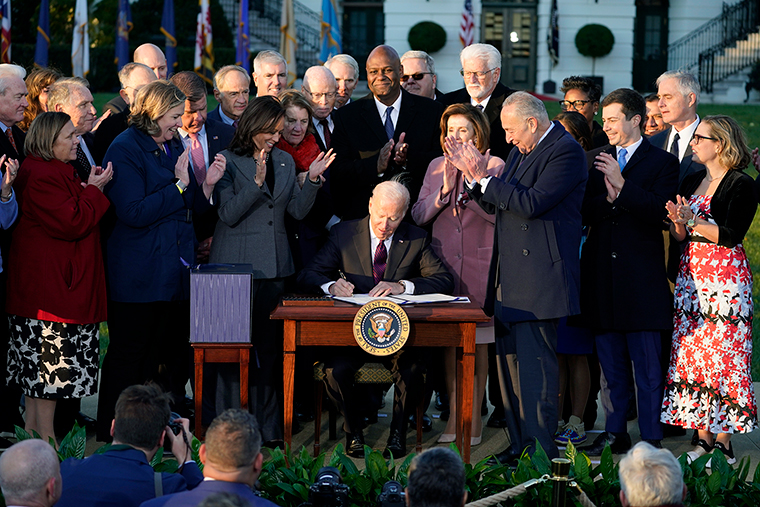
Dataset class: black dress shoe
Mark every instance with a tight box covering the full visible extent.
[295,402,315,422]
[435,391,448,411]
[383,430,407,458]
[487,443,529,467]
[75,412,97,431]
[662,423,686,438]
[486,413,508,428]
[346,431,365,458]
[579,431,632,455]
[262,439,285,450]
[408,413,433,432]
[643,439,662,449]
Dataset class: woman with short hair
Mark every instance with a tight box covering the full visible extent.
[96,80,226,441]
[6,112,112,443]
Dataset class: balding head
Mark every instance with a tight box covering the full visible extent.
[368,180,410,240]
[118,62,157,106]
[133,43,168,79]
[48,77,97,135]
[0,440,62,507]
[302,66,337,121]
[200,409,264,487]
[366,45,402,105]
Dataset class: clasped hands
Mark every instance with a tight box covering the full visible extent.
[329,278,404,297]
[377,133,409,174]
[665,195,694,225]
[593,152,625,203]
[443,137,491,184]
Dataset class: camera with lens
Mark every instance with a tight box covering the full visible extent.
[377,480,405,507]
[168,412,183,436]
[300,467,350,507]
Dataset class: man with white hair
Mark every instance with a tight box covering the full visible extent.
[400,51,441,101]
[48,77,99,181]
[298,180,453,459]
[324,54,359,108]
[94,63,157,164]
[442,44,514,161]
[455,91,587,463]
[649,70,704,184]
[252,51,287,97]
[302,66,337,151]
[209,65,251,128]
[0,439,62,507]
[0,63,25,448]
[618,442,686,507]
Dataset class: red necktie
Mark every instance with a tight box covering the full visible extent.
[319,118,331,149]
[373,241,387,285]
[5,128,17,153]
[188,133,206,185]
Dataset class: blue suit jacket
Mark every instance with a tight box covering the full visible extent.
[470,121,587,322]
[207,105,235,128]
[103,127,211,302]
[140,479,278,507]
[57,447,203,507]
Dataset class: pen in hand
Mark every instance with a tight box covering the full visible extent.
[333,270,355,296]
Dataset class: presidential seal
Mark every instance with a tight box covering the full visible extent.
[353,299,410,356]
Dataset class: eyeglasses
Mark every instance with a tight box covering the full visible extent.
[460,68,497,79]
[692,134,718,144]
[559,100,591,110]
[400,72,433,82]
[303,89,337,101]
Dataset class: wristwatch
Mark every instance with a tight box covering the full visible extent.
[174,178,188,194]
[398,280,407,293]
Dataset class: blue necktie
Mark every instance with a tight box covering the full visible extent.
[617,148,628,171]
[384,106,394,140]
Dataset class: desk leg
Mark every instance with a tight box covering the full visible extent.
[240,348,250,411]
[283,320,296,453]
[460,323,475,463]
[194,347,204,438]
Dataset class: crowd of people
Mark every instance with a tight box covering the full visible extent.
[0,37,756,480]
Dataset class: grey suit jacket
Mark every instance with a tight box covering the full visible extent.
[209,147,320,279]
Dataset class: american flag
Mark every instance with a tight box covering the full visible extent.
[460,0,474,48]
[0,0,10,63]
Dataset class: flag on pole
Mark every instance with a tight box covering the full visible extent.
[72,0,89,77]
[194,0,214,84]
[459,0,474,48]
[235,0,250,71]
[319,0,341,63]
[161,0,177,73]
[0,0,11,63]
[280,0,296,86]
[115,0,132,70]
[35,0,50,66]
[548,0,559,66]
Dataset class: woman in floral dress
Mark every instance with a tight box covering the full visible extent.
[661,115,757,465]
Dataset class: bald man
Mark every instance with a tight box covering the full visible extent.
[134,43,168,80]
[330,45,443,221]
[302,66,337,152]
[0,440,62,507]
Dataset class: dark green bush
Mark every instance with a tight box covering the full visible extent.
[407,21,447,54]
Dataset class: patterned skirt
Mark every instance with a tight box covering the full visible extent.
[6,315,99,399]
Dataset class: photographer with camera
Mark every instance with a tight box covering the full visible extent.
[56,384,203,507]
[141,409,277,507]
[405,448,466,507]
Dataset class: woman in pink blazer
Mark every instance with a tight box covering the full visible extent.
[411,103,504,445]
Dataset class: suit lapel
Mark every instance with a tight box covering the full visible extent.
[354,218,373,279]
[359,95,389,145]
[386,223,410,280]
[622,138,649,174]
[509,121,564,183]
[271,150,289,200]
[394,91,416,142]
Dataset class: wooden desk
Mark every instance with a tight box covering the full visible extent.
[270,300,489,463]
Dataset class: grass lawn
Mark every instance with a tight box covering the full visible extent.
[91,93,760,376]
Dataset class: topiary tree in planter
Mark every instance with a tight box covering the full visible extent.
[407,21,447,54]
[575,24,615,76]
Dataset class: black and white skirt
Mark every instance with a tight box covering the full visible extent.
[6,315,99,399]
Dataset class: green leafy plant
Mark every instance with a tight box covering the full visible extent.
[407,21,447,54]
[575,24,615,75]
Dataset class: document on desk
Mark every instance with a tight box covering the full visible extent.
[331,294,471,305]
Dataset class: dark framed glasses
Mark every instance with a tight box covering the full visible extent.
[400,72,433,82]
[692,134,718,144]
[559,99,591,110]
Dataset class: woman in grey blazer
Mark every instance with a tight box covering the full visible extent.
[209,96,334,444]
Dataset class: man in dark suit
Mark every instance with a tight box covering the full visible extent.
[649,70,704,184]
[298,181,454,458]
[208,65,251,128]
[576,89,679,456]
[57,384,203,507]
[442,43,514,161]
[456,91,587,462]
[93,63,157,165]
[48,77,98,181]
[400,51,443,101]
[302,66,337,153]
[0,439,61,507]
[139,409,276,507]
[324,54,359,109]
[0,64,27,447]
[331,45,444,221]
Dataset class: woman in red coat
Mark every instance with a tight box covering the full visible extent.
[6,112,112,443]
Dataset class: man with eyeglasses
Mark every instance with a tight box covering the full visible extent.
[302,66,338,152]
[442,43,514,161]
[331,45,444,221]
[400,51,442,101]
[576,88,678,457]
[559,76,608,149]
[208,65,251,128]
[324,54,360,108]
[105,44,168,115]
[252,50,288,97]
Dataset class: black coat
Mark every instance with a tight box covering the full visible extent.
[331,89,444,220]
[0,125,25,163]
[579,138,679,331]
[441,82,515,162]
[649,125,705,185]
[92,107,130,165]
